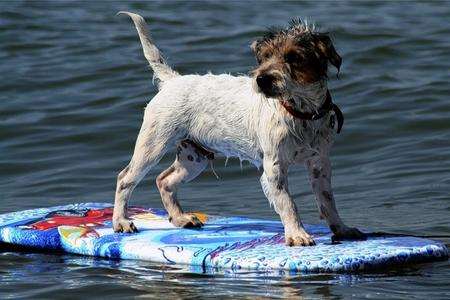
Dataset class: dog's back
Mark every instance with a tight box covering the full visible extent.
[147,73,264,164]
[120,11,269,162]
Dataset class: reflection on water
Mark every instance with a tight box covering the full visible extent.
[1,249,445,299]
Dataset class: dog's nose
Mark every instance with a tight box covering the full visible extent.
[256,74,275,90]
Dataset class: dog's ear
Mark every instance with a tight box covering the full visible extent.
[250,39,261,54]
[251,39,264,63]
[315,34,342,73]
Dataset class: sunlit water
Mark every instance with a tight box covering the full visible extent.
[0,1,449,299]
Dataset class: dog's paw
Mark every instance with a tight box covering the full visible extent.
[285,232,316,247]
[113,217,138,233]
[332,227,366,242]
[169,213,203,228]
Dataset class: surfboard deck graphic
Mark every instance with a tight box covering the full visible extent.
[0,203,447,273]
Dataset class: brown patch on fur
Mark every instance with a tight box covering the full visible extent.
[322,191,333,202]
[119,181,135,191]
[320,204,329,219]
[276,179,285,190]
[312,168,321,178]
[118,165,130,180]
[329,224,338,234]
[156,166,176,190]
[254,36,323,85]
[251,19,342,97]
[182,139,215,160]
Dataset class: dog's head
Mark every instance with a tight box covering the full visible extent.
[251,19,341,100]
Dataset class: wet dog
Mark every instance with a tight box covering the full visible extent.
[113,12,365,246]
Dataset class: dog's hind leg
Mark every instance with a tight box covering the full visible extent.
[156,140,210,228]
[113,118,173,233]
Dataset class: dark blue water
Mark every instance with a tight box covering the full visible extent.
[0,1,449,298]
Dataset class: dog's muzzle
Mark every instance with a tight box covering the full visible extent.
[256,74,280,97]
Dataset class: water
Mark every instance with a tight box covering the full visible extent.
[0,0,449,298]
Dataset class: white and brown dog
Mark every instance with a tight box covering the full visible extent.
[113,12,365,246]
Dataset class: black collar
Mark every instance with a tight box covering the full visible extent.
[280,90,344,133]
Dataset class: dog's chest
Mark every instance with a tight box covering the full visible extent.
[284,113,335,161]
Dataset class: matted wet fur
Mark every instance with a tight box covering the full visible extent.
[112,12,366,246]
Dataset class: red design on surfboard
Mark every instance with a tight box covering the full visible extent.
[29,207,147,230]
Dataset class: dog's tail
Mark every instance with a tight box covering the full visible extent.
[118,11,179,86]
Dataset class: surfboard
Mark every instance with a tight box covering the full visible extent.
[0,203,447,273]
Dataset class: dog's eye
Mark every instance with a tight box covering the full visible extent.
[262,52,271,60]
[285,51,300,64]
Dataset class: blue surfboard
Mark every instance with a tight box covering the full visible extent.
[0,203,447,273]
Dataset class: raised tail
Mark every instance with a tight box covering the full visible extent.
[118,11,179,86]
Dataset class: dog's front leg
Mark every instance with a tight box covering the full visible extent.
[260,156,315,246]
[306,155,366,240]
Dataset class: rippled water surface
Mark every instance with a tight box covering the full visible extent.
[0,1,449,299]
